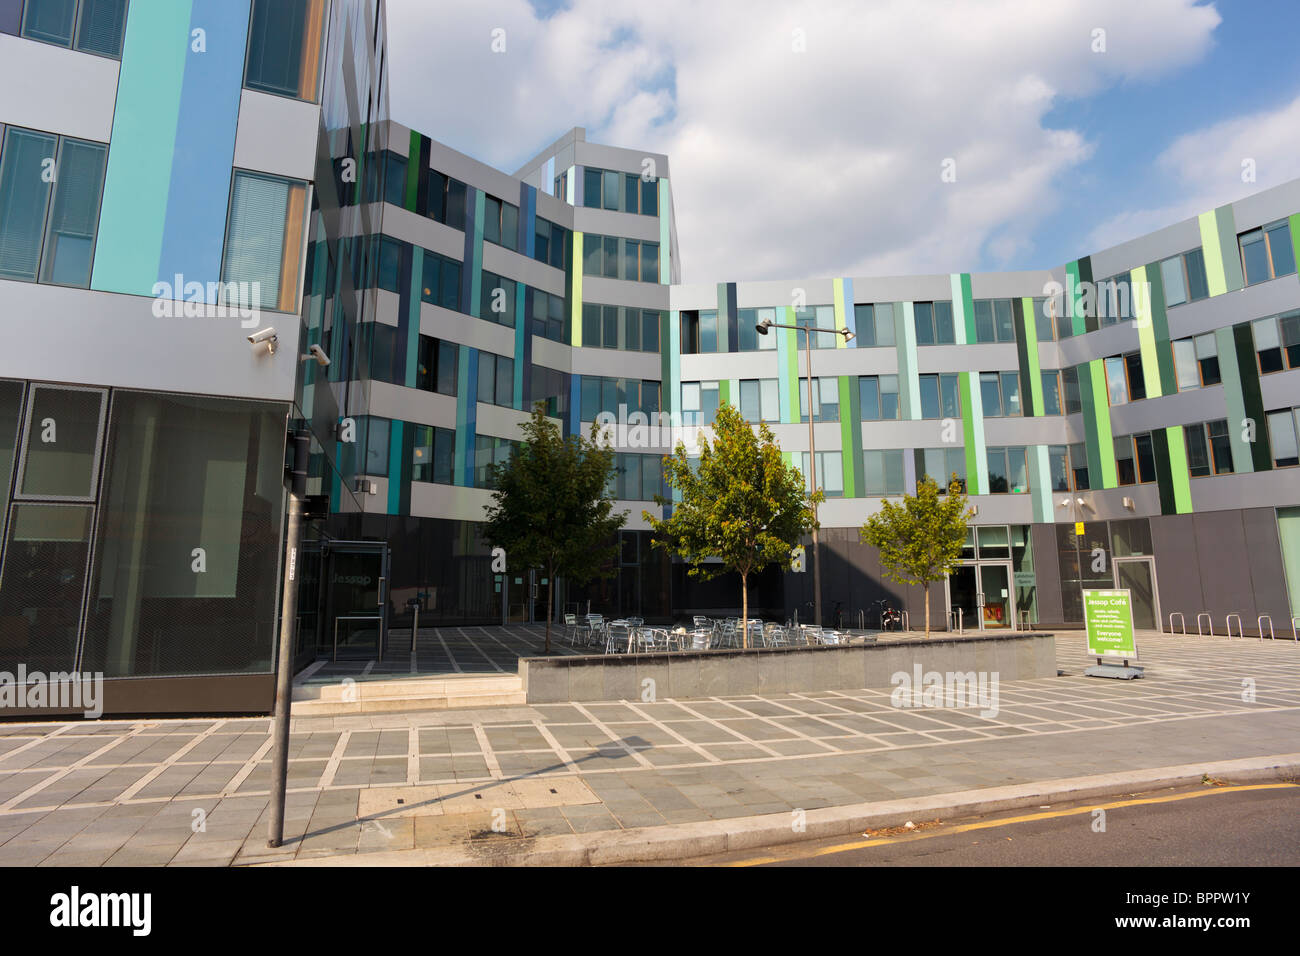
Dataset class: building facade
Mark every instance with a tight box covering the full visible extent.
[0,0,390,713]
[1,1,1298,716]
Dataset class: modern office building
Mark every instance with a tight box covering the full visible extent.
[1,1,1298,716]
[0,0,390,713]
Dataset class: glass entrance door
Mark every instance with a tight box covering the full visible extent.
[949,565,979,631]
[1115,558,1158,630]
[324,544,388,660]
[979,563,1013,629]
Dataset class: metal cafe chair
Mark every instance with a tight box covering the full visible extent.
[605,622,633,654]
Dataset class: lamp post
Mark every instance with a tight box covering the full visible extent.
[756,317,854,629]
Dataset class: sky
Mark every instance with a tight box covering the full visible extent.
[385,0,1300,285]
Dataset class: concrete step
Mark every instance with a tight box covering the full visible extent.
[290,674,525,715]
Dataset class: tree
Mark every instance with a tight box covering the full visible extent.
[645,402,817,648]
[482,403,627,653]
[859,474,972,638]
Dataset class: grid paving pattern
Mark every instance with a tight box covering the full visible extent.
[0,631,1296,865]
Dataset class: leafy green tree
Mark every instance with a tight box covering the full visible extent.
[483,403,627,653]
[645,403,817,647]
[859,474,972,638]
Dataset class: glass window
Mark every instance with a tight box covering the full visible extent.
[477,353,495,406]
[1134,433,1157,484]
[583,168,601,208]
[1069,443,1089,490]
[1266,221,1296,277]
[980,372,1002,417]
[22,0,77,46]
[934,301,955,343]
[602,170,620,210]
[77,0,129,57]
[1185,424,1210,477]
[221,171,309,313]
[0,504,93,671]
[1207,419,1234,474]
[919,374,940,419]
[994,299,1015,341]
[1160,254,1187,307]
[987,447,1008,492]
[602,305,617,349]
[1195,333,1220,386]
[641,242,658,281]
[914,302,935,346]
[642,310,660,352]
[18,386,104,499]
[1185,248,1209,301]
[496,357,514,407]
[1115,436,1136,486]
[0,127,57,282]
[873,303,895,347]
[973,300,995,343]
[641,177,658,216]
[863,449,905,496]
[483,196,501,246]
[739,380,761,423]
[1104,356,1128,406]
[38,136,107,288]
[1241,228,1270,285]
[1048,445,1069,492]
[244,0,328,102]
[1268,410,1300,467]
[977,525,1010,559]
[622,240,639,282]
[700,310,718,353]
[1001,371,1021,416]
[853,304,877,346]
[1041,371,1061,415]
[1172,338,1199,391]
[1033,297,1054,342]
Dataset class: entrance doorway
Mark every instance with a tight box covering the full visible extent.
[1115,558,1159,630]
[948,561,1016,631]
[321,541,389,661]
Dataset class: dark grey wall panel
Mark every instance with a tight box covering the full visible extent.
[1242,508,1292,622]
[1151,515,1204,624]
[1031,524,1063,624]
[1194,511,1255,618]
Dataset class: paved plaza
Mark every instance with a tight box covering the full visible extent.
[0,631,1296,865]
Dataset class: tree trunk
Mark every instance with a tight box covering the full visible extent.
[740,572,749,650]
[924,581,930,638]
[544,566,554,654]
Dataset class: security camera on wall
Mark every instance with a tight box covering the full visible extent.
[247,327,277,355]
[302,344,330,367]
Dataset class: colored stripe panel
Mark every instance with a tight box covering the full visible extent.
[1199,210,1230,297]
[1233,323,1272,472]
[1143,260,1177,396]
[780,309,799,424]
[1130,265,1164,400]
[1027,445,1053,523]
[468,189,485,318]
[404,129,421,212]
[454,347,474,485]
[1013,298,1041,416]
[958,371,986,495]
[571,232,584,347]
[896,302,920,420]
[1214,205,1244,292]
[839,375,861,497]
[387,420,405,515]
[1079,359,1118,488]
[841,278,857,342]
[156,0,251,302]
[949,274,969,345]
[92,0,194,295]
[1165,425,1192,514]
[658,178,670,283]
[1215,326,1253,474]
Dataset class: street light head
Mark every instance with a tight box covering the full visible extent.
[755,318,773,335]
[1075,497,1085,507]
[840,328,855,344]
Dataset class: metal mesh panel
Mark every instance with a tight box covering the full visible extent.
[79,392,286,678]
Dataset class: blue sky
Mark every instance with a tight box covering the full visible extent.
[387,0,1300,284]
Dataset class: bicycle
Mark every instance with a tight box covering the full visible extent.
[871,598,902,631]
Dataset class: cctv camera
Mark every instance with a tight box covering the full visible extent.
[302,344,331,368]
[247,327,277,344]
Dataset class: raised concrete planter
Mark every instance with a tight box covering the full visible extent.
[519,632,1057,703]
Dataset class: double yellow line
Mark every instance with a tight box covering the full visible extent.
[723,783,1299,866]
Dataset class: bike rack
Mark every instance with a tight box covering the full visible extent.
[1168,611,1186,635]
[1225,613,1243,639]
[1196,612,1213,636]
[949,608,963,634]
[858,609,865,630]
[1257,615,1274,641]
[899,611,910,632]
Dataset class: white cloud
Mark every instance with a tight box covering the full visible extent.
[1086,93,1300,252]
[386,0,1222,282]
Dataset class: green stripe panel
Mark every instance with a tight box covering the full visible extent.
[1143,260,1177,396]
[1198,206,1244,296]
[780,309,799,423]
[404,130,421,212]
[718,379,731,407]
[1234,323,1272,472]
[1215,327,1253,474]
[949,274,970,345]
[1215,205,1244,292]
[1014,298,1041,416]
[839,375,861,497]
[571,233,584,347]
[91,0,193,295]
[716,283,730,352]
[1292,215,1300,286]
[1131,265,1164,399]
[1152,428,1176,516]
[1165,425,1193,513]
[958,371,986,494]
[1079,359,1118,488]
[896,302,920,419]
[959,274,975,343]
[1028,445,1053,522]
[833,279,850,349]
[1066,260,1089,335]
[405,248,424,387]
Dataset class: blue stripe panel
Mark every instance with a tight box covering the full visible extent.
[387,421,404,515]
[461,187,477,313]
[567,375,581,438]
[463,349,479,487]
[157,0,251,300]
